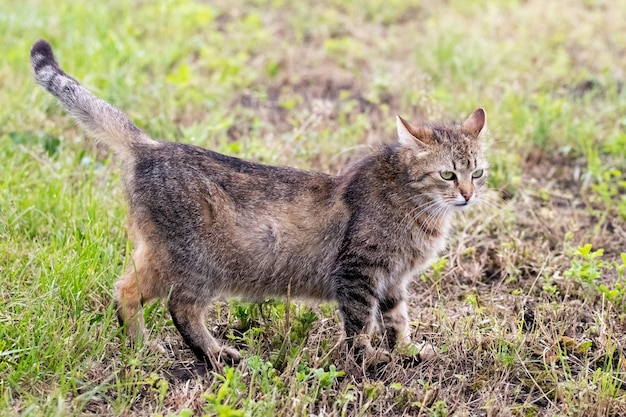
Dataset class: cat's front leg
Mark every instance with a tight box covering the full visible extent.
[379,291,437,362]
[335,274,391,367]
[378,295,411,349]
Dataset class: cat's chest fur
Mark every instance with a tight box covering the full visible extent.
[371,211,452,296]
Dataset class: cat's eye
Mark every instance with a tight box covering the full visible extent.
[472,169,484,179]
[440,171,456,180]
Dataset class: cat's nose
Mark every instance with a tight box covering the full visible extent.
[458,183,474,202]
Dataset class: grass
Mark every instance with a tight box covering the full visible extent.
[1,0,626,415]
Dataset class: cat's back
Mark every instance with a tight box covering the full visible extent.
[125,140,344,249]
[124,141,347,299]
[128,141,337,204]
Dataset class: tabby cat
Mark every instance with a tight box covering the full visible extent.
[31,39,488,367]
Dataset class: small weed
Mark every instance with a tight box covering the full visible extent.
[162,409,194,417]
[564,244,626,310]
[590,169,626,223]
[422,257,449,296]
[312,365,344,399]
[429,400,449,417]
[564,244,605,286]
[294,309,318,336]
[145,373,169,410]
[203,367,246,416]
[3,0,626,416]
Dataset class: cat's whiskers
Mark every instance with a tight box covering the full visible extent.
[408,200,450,245]
[478,189,509,212]
[411,207,448,251]
[399,198,442,231]
[475,196,510,231]
[398,191,449,222]
[396,192,441,218]
[426,203,450,233]
[485,139,514,146]
[452,189,509,236]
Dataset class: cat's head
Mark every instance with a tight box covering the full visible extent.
[396,108,489,210]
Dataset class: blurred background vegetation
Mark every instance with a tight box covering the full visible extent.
[1,0,626,415]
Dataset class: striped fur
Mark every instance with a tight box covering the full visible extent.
[31,39,489,368]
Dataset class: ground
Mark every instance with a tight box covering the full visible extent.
[1,0,626,416]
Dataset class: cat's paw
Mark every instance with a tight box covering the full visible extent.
[202,346,242,371]
[216,346,241,366]
[351,334,392,367]
[398,342,437,362]
[364,348,391,368]
[146,340,166,355]
[416,342,437,361]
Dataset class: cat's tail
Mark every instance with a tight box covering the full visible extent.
[30,39,157,157]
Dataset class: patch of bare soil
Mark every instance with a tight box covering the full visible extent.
[401,152,626,415]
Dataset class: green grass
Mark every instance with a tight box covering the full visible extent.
[2,0,626,415]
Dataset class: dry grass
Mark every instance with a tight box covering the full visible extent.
[2,0,626,416]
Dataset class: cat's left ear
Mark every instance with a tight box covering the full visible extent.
[462,108,487,139]
[396,115,432,147]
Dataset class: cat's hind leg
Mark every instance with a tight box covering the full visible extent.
[114,242,162,345]
[114,268,146,341]
[168,300,241,368]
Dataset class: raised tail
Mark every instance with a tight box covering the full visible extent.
[30,39,156,155]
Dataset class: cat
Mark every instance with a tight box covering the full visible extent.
[30,39,489,368]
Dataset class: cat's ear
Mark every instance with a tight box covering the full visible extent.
[462,108,486,138]
[396,115,432,147]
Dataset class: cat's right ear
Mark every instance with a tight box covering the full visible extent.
[396,115,432,147]
[462,108,486,138]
